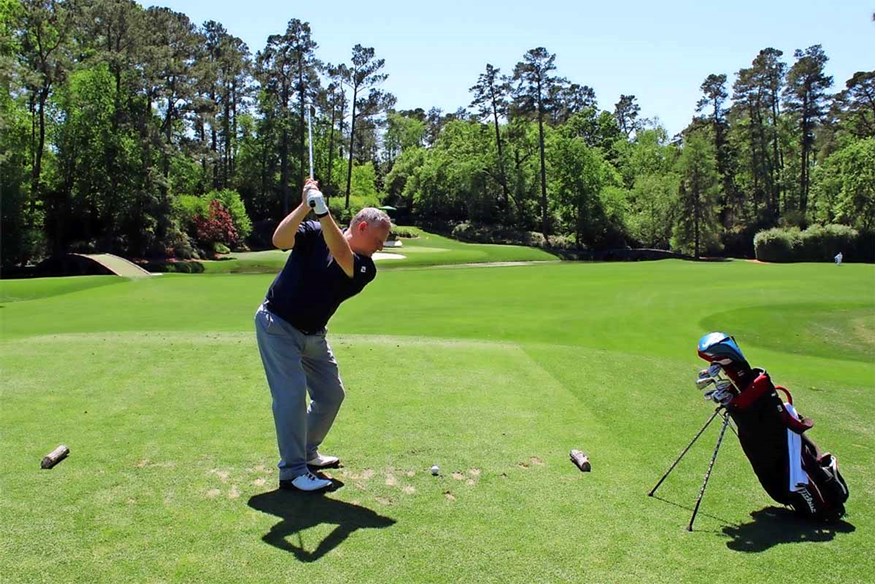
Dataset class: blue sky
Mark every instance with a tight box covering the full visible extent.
[152,0,873,136]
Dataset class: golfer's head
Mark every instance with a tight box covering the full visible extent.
[348,208,392,257]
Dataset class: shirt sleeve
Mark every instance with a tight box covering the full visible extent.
[352,254,377,285]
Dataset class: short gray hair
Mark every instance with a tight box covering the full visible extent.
[350,207,391,229]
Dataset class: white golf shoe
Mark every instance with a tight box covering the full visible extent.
[280,471,332,492]
[307,453,340,468]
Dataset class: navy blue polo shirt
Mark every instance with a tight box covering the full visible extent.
[264,221,377,333]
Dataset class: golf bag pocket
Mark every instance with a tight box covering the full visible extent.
[802,449,850,518]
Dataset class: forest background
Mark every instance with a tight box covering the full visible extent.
[2,0,873,269]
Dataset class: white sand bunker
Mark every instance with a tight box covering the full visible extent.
[373,252,406,260]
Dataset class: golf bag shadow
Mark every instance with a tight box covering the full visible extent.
[697,333,849,522]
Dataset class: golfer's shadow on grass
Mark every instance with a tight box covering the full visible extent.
[247,485,396,562]
[722,506,855,552]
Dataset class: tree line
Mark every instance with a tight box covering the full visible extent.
[2,0,873,269]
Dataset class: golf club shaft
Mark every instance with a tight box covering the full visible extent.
[307,104,314,180]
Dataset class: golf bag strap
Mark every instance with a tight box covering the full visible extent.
[729,371,774,409]
[775,385,793,404]
[730,375,814,433]
[783,409,814,434]
[777,386,814,434]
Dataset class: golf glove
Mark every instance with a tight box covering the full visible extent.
[306,188,329,217]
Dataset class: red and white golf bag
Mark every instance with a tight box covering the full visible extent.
[697,333,849,521]
[725,369,849,521]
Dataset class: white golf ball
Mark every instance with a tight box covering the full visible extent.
[430,465,439,475]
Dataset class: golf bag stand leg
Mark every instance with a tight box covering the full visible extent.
[687,412,732,531]
[649,408,722,497]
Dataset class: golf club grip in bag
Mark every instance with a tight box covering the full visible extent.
[726,369,849,521]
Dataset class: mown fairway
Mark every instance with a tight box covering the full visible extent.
[1,256,872,583]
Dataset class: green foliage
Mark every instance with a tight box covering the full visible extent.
[672,132,722,256]
[390,225,419,238]
[137,259,206,273]
[394,120,500,225]
[193,200,238,249]
[209,189,253,240]
[174,194,208,226]
[564,108,623,153]
[384,146,427,208]
[384,111,426,160]
[49,62,166,256]
[625,173,678,248]
[451,222,547,247]
[799,224,859,261]
[328,164,383,224]
[174,190,252,251]
[168,154,204,196]
[548,129,624,247]
[3,6,873,265]
[755,224,860,262]
[753,227,802,262]
[348,162,381,202]
[607,129,679,248]
[0,69,43,266]
[810,137,874,230]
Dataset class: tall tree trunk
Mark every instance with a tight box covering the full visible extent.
[694,169,701,258]
[345,85,359,209]
[326,101,338,200]
[491,94,510,212]
[31,90,48,211]
[800,94,811,213]
[229,85,237,180]
[537,89,548,238]
[211,90,219,189]
[280,127,290,213]
[769,95,783,214]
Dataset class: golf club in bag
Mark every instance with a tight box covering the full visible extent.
[650,332,849,529]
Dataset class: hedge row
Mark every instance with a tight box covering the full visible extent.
[137,260,206,274]
[754,224,874,263]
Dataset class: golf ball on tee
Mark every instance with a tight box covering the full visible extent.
[430,465,439,475]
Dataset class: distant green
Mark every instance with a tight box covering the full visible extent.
[199,228,558,273]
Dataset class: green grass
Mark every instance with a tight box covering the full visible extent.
[0,274,123,303]
[198,228,558,273]
[0,255,872,583]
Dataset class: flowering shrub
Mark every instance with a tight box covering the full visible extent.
[193,199,238,250]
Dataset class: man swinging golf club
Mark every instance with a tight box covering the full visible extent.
[255,180,391,491]
[255,107,392,492]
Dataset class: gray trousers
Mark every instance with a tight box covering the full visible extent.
[254,303,345,480]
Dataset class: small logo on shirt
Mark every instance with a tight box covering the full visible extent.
[361,266,367,273]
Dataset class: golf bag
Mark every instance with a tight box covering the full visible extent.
[696,333,849,521]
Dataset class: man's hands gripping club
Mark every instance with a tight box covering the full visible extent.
[271,179,333,250]
[304,179,329,217]
[302,178,355,277]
